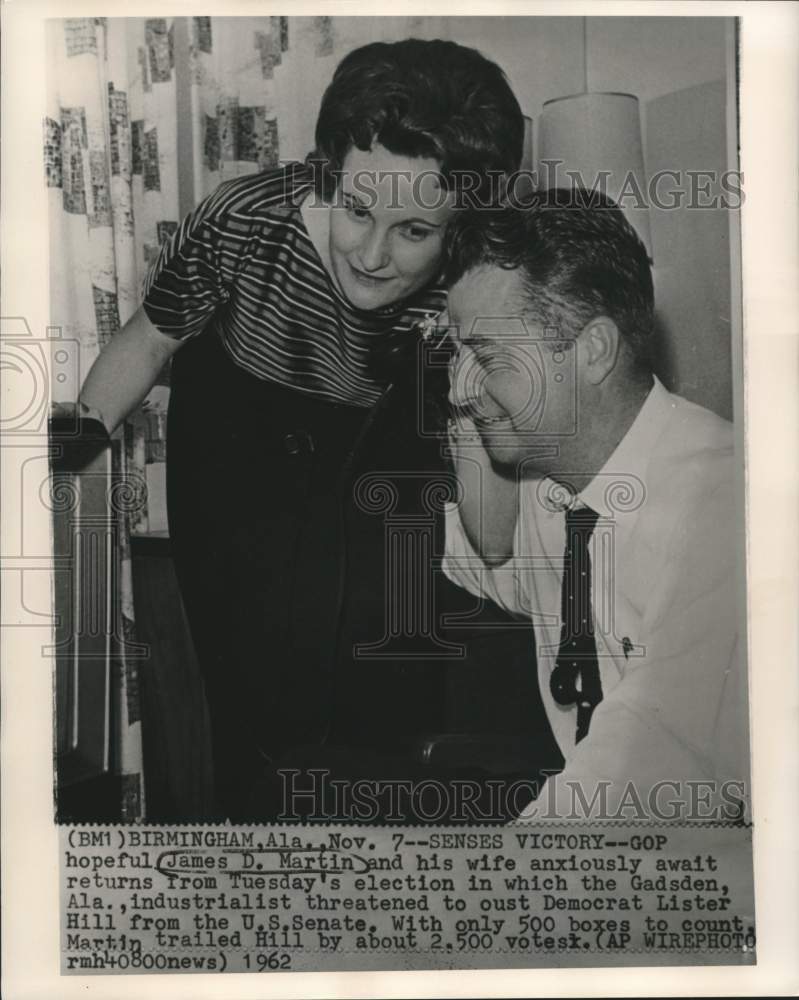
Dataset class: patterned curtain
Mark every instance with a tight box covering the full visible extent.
[45,17,181,821]
[44,16,456,820]
[185,16,447,198]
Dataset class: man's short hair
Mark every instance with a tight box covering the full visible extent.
[446,189,655,370]
[308,38,524,204]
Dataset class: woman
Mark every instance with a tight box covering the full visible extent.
[80,39,548,820]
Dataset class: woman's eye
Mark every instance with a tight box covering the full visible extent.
[400,224,432,242]
[345,202,370,220]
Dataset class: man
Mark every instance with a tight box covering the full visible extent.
[442,191,749,819]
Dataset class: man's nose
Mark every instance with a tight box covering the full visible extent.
[357,227,390,271]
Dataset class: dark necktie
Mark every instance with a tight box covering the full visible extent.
[549,505,604,743]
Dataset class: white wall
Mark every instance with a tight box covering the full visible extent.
[647,79,734,419]
[439,16,728,111]
[586,16,728,103]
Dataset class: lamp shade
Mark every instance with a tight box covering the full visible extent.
[521,114,534,172]
[537,92,652,256]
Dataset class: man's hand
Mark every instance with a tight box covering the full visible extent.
[447,413,518,566]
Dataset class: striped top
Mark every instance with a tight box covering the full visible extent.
[142,163,447,408]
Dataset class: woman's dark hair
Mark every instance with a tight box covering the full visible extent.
[446,188,655,370]
[308,38,524,205]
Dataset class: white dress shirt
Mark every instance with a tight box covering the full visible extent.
[444,378,749,815]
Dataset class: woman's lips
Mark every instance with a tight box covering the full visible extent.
[349,263,393,286]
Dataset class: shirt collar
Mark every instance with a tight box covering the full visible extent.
[577,375,675,518]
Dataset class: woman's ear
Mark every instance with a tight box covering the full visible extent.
[579,316,621,385]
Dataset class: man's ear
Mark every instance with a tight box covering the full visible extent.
[579,316,621,385]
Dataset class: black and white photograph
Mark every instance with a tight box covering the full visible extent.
[46,11,749,826]
[2,2,797,997]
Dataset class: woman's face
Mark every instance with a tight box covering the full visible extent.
[328,143,457,310]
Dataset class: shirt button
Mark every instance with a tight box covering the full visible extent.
[284,433,300,455]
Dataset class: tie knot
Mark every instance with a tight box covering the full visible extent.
[565,504,599,538]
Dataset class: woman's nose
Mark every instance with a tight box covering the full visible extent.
[357,228,390,271]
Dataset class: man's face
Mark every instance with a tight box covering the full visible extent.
[447,265,581,471]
